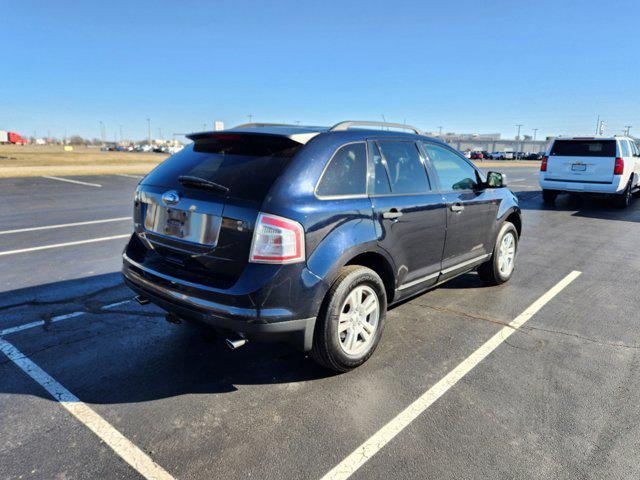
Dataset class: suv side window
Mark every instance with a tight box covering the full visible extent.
[316,142,367,197]
[368,142,392,195]
[376,141,430,194]
[619,140,629,158]
[422,142,479,191]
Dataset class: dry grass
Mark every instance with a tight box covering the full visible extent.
[0,144,168,177]
[0,144,538,178]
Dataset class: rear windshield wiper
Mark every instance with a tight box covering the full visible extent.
[178,175,229,193]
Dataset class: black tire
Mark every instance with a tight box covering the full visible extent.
[311,265,387,372]
[542,189,558,205]
[477,222,518,286]
[613,180,632,208]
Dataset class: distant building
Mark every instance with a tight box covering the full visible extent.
[426,132,502,142]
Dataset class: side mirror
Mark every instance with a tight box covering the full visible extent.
[486,171,507,188]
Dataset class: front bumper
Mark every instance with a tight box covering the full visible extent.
[122,252,325,351]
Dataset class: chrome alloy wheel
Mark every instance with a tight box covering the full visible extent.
[337,285,380,356]
[497,231,516,276]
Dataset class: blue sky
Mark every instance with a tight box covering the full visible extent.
[2,0,639,141]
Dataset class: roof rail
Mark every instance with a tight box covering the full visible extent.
[330,120,423,135]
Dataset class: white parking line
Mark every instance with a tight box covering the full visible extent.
[0,301,132,337]
[0,312,85,336]
[0,338,175,480]
[101,300,132,309]
[115,174,144,179]
[0,234,130,257]
[42,175,102,187]
[0,217,131,235]
[321,270,582,480]
[0,320,46,336]
[50,311,86,322]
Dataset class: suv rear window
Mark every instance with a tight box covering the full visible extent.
[550,140,616,157]
[142,134,301,202]
[316,143,367,197]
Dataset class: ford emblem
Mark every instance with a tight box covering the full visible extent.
[161,190,180,205]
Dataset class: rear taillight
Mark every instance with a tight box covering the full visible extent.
[614,157,624,175]
[540,156,548,172]
[249,213,305,264]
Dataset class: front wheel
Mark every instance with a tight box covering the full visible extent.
[478,222,518,285]
[312,266,386,372]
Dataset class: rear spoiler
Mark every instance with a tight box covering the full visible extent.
[186,130,321,145]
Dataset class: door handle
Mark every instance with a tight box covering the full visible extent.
[382,209,403,220]
[450,203,465,212]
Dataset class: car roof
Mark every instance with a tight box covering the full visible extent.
[554,136,631,141]
[188,121,445,145]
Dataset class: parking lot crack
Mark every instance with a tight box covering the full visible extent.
[415,302,640,351]
[0,284,124,313]
[414,302,514,329]
[525,326,640,350]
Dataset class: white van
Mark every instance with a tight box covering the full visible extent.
[539,136,640,208]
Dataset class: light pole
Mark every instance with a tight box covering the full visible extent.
[438,126,443,137]
[99,121,105,145]
[146,118,151,146]
[119,124,123,143]
[624,126,632,136]
[515,124,523,159]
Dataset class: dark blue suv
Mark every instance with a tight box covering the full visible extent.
[123,121,521,371]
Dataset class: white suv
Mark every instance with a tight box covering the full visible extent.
[539,136,640,208]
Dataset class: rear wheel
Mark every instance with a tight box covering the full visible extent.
[542,189,558,205]
[312,266,386,372]
[613,180,632,208]
[478,222,518,285]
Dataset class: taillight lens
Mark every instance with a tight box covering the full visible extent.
[614,157,624,175]
[540,156,548,172]
[249,213,305,264]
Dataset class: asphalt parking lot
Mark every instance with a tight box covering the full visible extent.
[1,167,640,479]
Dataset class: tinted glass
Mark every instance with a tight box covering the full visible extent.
[142,134,300,202]
[368,142,391,195]
[376,141,430,194]
[550,140,616,157]
[316,143,367,197]
[422,143,479,191]
[620,140,630,157]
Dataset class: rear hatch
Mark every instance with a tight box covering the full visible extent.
[132,133,302,288]
[546,139,617,183]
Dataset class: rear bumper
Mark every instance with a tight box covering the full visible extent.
[122,252,323,351]
[540,176,625,194]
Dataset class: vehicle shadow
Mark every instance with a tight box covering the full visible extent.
[519,190,640,223]
[0,273,334,405]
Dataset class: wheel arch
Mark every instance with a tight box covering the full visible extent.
[344,251,397,304]
[505,210,522,237]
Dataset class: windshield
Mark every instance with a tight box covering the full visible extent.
[142,134,301,202]
[550,140,616,157]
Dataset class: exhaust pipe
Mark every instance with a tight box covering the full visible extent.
[225,335,248,350]
[134,295,150,305]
